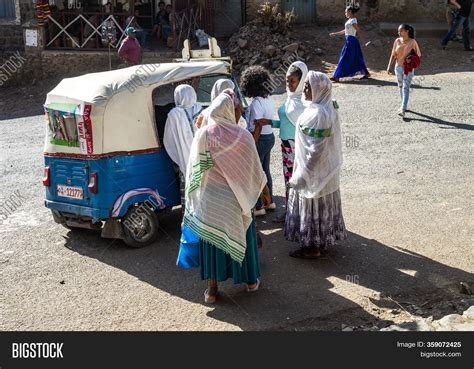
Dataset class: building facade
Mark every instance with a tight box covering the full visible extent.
[246,0,448,24]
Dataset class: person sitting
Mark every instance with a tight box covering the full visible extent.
[152,1,166,39]
[162,4,173,46]
[126,9,147,48]
[117,27,143,66]
[83,14,100,48]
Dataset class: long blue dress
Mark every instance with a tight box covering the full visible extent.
[333,35,369,78]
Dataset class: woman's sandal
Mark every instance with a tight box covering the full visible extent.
[204,289,218,304]
[289,248,321,260]
[246,278,261,292]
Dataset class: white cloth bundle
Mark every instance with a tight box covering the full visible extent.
[184,93,266,263]
[285,61,309,125]
[290,71,343,199]
[163,84,202,175]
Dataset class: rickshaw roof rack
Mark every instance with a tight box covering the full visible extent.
[174,38,232,64]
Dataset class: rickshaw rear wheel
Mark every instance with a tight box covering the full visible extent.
[122,205,160,248]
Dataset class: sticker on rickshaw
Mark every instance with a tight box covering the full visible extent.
[45,104,79,147]
[44,103,94,154]
[76,104,93,155]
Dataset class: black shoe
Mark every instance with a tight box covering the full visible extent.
[465,47,473,51]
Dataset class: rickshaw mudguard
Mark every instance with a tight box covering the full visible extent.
[110,188,167,218]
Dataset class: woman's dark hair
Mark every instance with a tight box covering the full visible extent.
[400,24,416,39]
[240,66,272,98]
[346,4,361,14]
[288,65,303,81]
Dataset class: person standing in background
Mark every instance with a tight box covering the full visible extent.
[118,27,143,66]
[285,71,347,259]
[441,0,473,51]
[240,66,276,217]
[329,4,370,83]
[254,61,309,223]
[387,24,422,117]
[446,0,464,41]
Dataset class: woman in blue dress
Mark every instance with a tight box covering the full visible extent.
[330,4,370,82]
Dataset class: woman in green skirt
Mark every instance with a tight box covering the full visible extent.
[183,89,267,303]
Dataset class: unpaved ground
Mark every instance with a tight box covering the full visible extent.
[0,27,473,331]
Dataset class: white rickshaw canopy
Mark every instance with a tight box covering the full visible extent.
[44,61,231,156]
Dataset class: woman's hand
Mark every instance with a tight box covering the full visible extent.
[254,119,272,127]
[329,32,335,38]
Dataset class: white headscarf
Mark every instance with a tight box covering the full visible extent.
[184,93,266,264]
[198,79,247,129]
[289,71,343,199]
[285,61,309,125]
[174,84,198,109]
[163,84,202,175]
[211,79,235,101]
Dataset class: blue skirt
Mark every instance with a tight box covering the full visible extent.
[199,218,260,284]
[333,35,369,78]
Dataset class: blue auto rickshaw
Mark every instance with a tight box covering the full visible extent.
[43,48,245,248]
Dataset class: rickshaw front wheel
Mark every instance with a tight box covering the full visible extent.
[122,205,160,248]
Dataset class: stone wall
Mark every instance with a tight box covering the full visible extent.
[0,0,35,54]
[0,50,123,88]
[246,0,447,23]
[0,26,24,53]
[0,47,179,88]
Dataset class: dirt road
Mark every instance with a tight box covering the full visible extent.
[0,34,473,331]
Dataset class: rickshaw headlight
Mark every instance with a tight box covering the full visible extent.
[43,166,51,187]
[88,172,98,194]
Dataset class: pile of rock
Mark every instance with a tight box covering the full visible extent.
[226,21,311,74]
[342,301,474,332]
[380,306,474,332]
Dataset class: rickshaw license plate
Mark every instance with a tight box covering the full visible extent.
[57,185,83,200]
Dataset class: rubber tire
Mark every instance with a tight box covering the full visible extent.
[122,205,160,248]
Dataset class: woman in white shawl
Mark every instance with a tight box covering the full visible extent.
[195,78,247,129]
[163,84,202,211]
[183,90,266,303]
[284,71,347,259]
[255,61,308,222]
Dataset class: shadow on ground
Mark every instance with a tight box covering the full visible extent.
[63,202,474,331]
[403,110,474,131]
